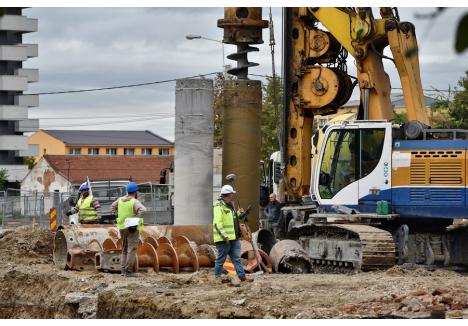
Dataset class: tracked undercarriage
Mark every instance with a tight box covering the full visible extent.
[288,224,396,273]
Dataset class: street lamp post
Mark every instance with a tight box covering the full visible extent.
[186,34,226,74]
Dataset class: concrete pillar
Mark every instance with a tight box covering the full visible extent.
[222,80,262,231]
[174,79,214,225]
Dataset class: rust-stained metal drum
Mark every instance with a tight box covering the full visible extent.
[222,80,262,232]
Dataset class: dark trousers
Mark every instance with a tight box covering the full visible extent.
[214,239,245,278]
[268,222,280,239]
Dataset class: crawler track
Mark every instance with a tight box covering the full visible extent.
[288,224,396,273]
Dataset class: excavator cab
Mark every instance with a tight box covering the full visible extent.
[312,121,393,211]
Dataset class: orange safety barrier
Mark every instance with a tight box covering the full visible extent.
[223,262,237,276]
[50,208,57,231]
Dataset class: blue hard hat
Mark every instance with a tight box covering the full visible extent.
[79,182,89,191]
[127,182,138,193]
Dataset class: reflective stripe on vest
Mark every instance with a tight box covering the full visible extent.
[116,198,136,230]
[212,200,236,242]
[78,195,97,221]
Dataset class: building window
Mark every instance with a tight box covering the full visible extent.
[159,148,170,156]
[124,148,135,156]
[69,148,81,155]
[88,148,99,155]
[106,148,117,156]
[141,148,152,156]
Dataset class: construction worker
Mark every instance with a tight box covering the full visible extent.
[213,185,248,282]
[264,193,282,238]
[111,182,146,277]
[66,182,101,224]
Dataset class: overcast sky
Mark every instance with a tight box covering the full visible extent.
[22,7,468,141]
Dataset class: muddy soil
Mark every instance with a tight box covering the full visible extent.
[1,226,467,319]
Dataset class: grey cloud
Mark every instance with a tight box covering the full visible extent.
[20,7,468,140]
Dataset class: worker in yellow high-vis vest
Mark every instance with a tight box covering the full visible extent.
[111,182,146,277]
[66,182,101,224]
[213,185,248,283]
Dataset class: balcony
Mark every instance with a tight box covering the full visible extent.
[16,144,39,157]
[14,119,39,132]
[0,105,28,120]
[0,15,38,33]
[0,45,28,61]
[15,94,39,107]
[0,75,28,91]
[0,164,29,182]
[0,135,29,151]
[24,44,38,58]
[15,68,39,82]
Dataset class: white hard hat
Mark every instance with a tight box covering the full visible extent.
[220,185,236,195]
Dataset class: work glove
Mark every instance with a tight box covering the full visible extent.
[239,206,252,220]
[224,237,229,244]
[65,211,73,216]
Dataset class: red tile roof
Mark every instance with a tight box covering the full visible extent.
[44,155,173,184]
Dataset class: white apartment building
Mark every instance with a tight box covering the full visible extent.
[0,8,39,182]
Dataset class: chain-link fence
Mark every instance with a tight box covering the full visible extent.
[0,190,61,229]
[0,185,174,230]
[138,185,173,225]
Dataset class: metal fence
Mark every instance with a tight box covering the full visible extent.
[0,185,174,230]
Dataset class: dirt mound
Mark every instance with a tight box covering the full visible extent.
[385,265,459,278]
[339,288,468,318]
[385,266,408,276]
[0,269,77,318]
[0,225,54,264]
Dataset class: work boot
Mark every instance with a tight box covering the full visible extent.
[230,276,241,287]
[239,275,253,283]
[215,274,231,284]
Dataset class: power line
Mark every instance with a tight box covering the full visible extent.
[24,72,218,95]
[249,73,283,80]
[41,116,174,128]
[251,75,461,93]
[391,87,463,93]
[21,70,461,98]
[34,113,173,120]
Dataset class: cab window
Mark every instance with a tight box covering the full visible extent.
[360,129,385,178]
[318,128,385,199]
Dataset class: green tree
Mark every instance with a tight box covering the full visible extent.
[23,156,36,170]
[213,74,283,162]
[429,71,468,129]
[393,111,408,124]
[447,70,468,129]
[212,72,234,148]
[0,169,8,191]
[261,76,282,163]
[429,91,451,128]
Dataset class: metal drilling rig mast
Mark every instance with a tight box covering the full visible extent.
[217,8,268,231]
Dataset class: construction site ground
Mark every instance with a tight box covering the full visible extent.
[1,226,468,319]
